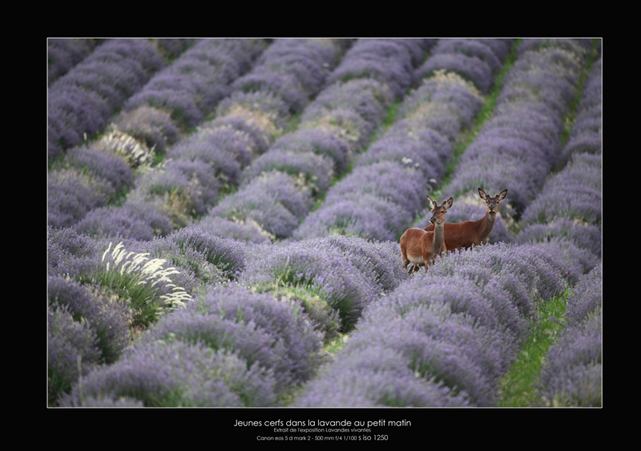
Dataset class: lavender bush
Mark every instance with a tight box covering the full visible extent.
[123,39,266,128]
[48,276,132,364]
[48,38,101,85]
[295,60,486,242]
[414,39,513,93]
[295,344,469,407]
[443,40,589,217]
[48,168,116,229]
[207,171,313,239]
[52,145,134,196]
[60,339,278,407]
[326,39,432,99]
[239,237,387,333]
[299,78,394,150]
[537,314,601,407]
[231,39,345,113]
[48,303,102,406]
[192,216,272,244]
[74,200,173,241]
[111,106,180,154]
[565,263,602,327]
[48,226,99,274]
[49,39,168,160]
[166,227,248,279]
[144,283,322,392]
[520,153,601,228]
[425,242,570,320]
[561,58,602,163]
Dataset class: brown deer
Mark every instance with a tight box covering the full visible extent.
[423,188,507,251]
[400,196,453,273]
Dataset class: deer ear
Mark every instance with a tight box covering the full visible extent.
[497,189,508,201]
[426,195,437,209]
[444,197,453,209]
[478,188,487,200]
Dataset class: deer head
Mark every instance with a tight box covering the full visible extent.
[478,188,507,215]
[427,195,453,224]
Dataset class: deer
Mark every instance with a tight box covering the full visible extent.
[400,196,453,273]
[423,188,507,251]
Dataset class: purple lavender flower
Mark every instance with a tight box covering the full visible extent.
[191,216,272,244]
[565,263,602,327]
[415,53,494,94]
[74,200,173,241]
[301,78,393,132]
[242,149,334,197]
[127,161,220,229]
[342,312,497,406]
[326,39,417,99]
[187,283,323,384]
[48,38,100,84]
[112,106,180,154]
[59,339,279,407]
[48,303,101,406]
[48,276,131,364]
[389,271,526,340]
[520,153,601,227]
[231,39,345,113]
[48,86,111,160]
[48,226,98,269]
[361,125,449,175]
[267,128,351,175]
[166,128,251,190]
[317,235,409,292]
[293,193,409,242]
[256,39,343,95]
[207,171,312,239]
[124,39,267,127]
[294,344,469,407]
[48,168,115,228]
[55,145,134,195]
[425,242,565,320]
[537,314,601,407]
[239,238,381,332]
[232,70,308,114]
[431,39,505,74]
[49,39,166,158]
[202,114,274,156]
[518,219,601,259]
[167,226,248,279]
[398,74,484,140]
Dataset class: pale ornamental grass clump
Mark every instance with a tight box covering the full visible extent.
[97,242,192,327]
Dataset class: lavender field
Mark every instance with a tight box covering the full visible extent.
[48,38,602,408]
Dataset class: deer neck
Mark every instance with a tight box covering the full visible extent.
[433,220,445,251]
[479,210,497,241]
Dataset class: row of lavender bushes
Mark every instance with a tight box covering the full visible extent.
[294,240,596,407]
[69,39,351,241]
[48,39,269,234]
[168,39,355,241]
[291,39,600,407]
[48,40,601,408]
[517,57,602,406]
[48,39,102,85]
[48,225,407,405]
[48,220,260,405]
[194,39,434,242]
[48,39,193,162]
[293,39,514,242]
[412,39,594,235]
